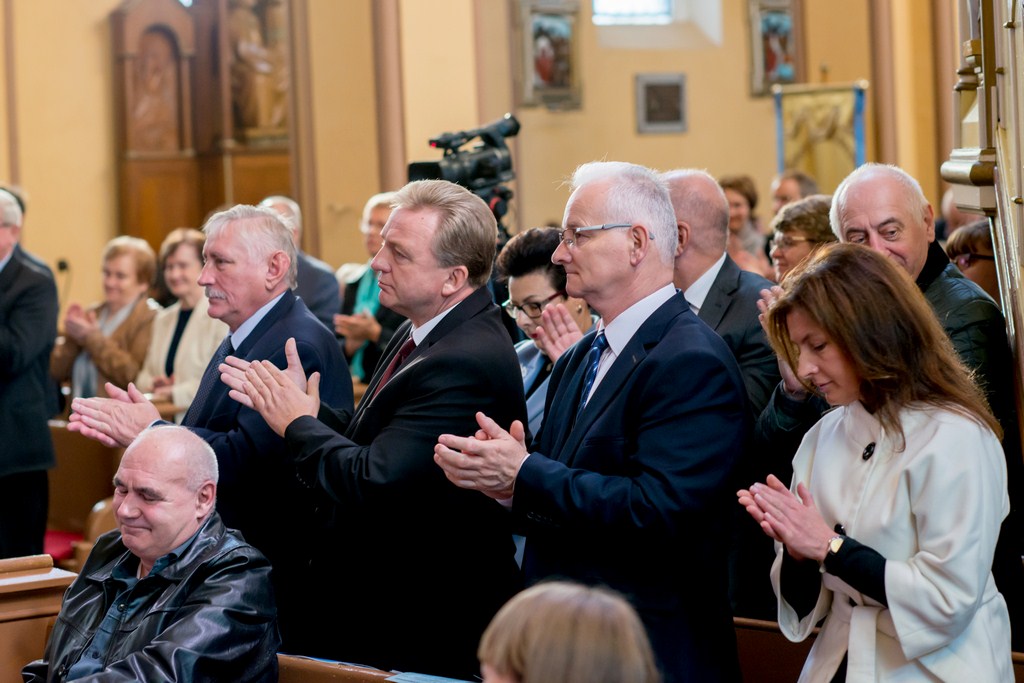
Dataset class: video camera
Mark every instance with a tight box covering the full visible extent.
[408,113,520,194]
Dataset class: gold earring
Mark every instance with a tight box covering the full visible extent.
[576,304,583,314]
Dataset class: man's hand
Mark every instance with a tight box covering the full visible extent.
[69,382,159,447]
[221,337,308,409]
[222,338,319,436]
[534,303,585,361]
[434,412,529,501]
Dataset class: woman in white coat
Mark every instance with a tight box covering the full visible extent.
[136,228,228,421]
[738,243,1012,682]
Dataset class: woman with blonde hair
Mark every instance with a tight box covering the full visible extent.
[739,243,1011,681]
[478,581,660,683]
[51,236,158,399]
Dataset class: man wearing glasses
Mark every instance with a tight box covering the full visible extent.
[435,161,749,683]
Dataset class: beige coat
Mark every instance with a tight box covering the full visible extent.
[50,296,158,398]
[774,402,1012,682]
[135,296,228,419]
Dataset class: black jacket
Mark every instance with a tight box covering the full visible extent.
[22,513,280,683]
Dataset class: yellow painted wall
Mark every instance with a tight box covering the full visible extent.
[400,0,480,165]
[8,0,123,309]
[0,1,9,181]
[305,0,380,269]
[891,0,939,203]
[503,1,875,232]
[0,0,921,307]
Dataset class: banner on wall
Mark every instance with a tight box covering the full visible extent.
[773,81,867,192]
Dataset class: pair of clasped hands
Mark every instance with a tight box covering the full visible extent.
[737,286,833,562]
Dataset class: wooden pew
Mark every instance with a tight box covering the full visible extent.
[735,617,814,683]
[278,654,393,682]
[736,617,1024,682]
[47,420,122,535]
[0,555,76,681]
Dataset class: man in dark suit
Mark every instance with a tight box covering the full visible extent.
[664,168,780,417]
[435,162,748,683]
[663,169,782,619]
[222,180,525,679]
[0,188,59,558]
[260,195,341,331]
[68,205,351,650]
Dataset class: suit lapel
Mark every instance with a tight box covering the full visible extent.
[349,287,495,429]
[697,257,740,332]
[551,295,689,465]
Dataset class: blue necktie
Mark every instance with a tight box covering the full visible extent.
[182,335,234,427]
[575,331,608,425]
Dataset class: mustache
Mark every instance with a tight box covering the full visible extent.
[205,287,228,300]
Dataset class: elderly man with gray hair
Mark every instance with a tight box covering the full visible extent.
[434,161,748,683]
[66,204,351,652]
[23,426,280,682]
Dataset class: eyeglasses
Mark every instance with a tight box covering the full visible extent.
[953,253,995,270]
[503,291,565,319]
[557,223,638,248]
[769,233,815,251]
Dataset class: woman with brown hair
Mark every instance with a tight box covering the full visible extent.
[51,236,158,399]
[136,228,228,420]
[478,581,660,683]
[719,173,773,279]
[738,243,1011,681]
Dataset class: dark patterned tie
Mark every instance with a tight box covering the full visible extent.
[371,336,416,399]
[574,331,608,425]
[182,335,234,427]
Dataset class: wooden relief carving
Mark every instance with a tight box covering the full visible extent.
[128,28,181,153]
[228,0,289,142]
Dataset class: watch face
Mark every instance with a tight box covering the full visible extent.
[829,536,845,554]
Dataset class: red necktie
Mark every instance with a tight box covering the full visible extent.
[372,337,416,398]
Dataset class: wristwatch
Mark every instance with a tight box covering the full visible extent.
[820,534,845,573]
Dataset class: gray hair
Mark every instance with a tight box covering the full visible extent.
[569,162,678,264]
[392,180,497,288]
[203,204,298,288]
[127,425,219,491]
[660,168,729,256]
[830,163,929,240]
[0,189,23,227]
[259,195,302,238]
[361,191,398,233]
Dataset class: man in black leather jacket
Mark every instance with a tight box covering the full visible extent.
[22,426,279,682]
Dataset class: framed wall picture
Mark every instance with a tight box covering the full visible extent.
[518,0,581,109]
[636,73,686,134]
[748,0,804,96]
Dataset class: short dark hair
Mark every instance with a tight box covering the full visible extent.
[718,174,758,212]
[496,227,566,292]
[945,219,993,259]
